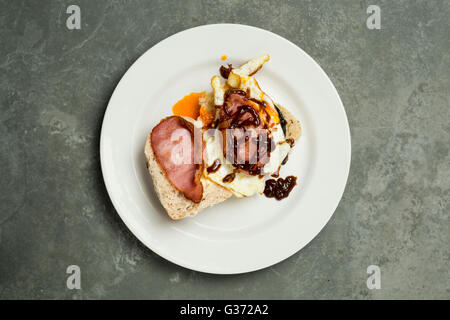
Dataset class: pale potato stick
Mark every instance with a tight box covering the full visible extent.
[211,75,226,106]
[235,54,270,76]
[227,72,241,88]
[227,54,270,88]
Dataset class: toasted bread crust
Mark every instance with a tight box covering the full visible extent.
[277,104,302,142]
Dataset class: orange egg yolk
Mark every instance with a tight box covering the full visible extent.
[221,55,227,61]
[172,92,205,119]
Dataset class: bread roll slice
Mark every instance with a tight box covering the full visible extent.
[144,101,302,220]
[144,136,232,220]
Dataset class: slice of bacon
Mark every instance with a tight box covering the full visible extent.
[150,116,203,203]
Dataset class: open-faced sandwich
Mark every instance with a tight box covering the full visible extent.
[145,54,302,220]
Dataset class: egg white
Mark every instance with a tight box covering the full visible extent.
[203,130,265,198]
[203,124,290,197]
[263,124,290,175]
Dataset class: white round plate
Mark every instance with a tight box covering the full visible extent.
[100,24,351,274]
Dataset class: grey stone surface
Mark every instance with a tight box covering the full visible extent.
[0,0,448,299]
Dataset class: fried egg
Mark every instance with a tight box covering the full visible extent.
[203,54,291,197]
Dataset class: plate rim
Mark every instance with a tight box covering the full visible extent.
[100,23,352,274]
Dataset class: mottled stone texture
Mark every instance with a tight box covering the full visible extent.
[0,0,448,299]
